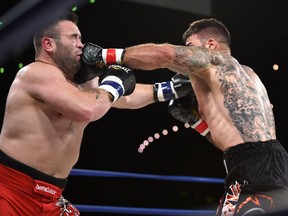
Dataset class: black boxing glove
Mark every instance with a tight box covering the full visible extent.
[74,42,125,84]
[98,65,136,102]
[82,42,125,66]
[153,73,192,102]
[167,93,209,136]
[73,53,106,84]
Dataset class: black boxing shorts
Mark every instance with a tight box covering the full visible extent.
[216,140,288,216]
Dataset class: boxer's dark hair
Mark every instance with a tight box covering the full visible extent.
[182,18,231,48]
[33,10,79,50]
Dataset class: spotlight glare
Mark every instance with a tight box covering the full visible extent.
[184,123,190,128]
[272,64,279,71]
[18,63,23,69]
[148,136,154,142]
[154,133,160,139]
[138,124,189,153]
[162,129,168,136]
[72,6,77,12]
[172,125,178,132]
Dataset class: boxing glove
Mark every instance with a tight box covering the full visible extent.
[73,53,105,84]
[73,42,126,84]
[167,93,209,136]
[153,73,192,102]
[82,42,125,66]
[98,65,136,102]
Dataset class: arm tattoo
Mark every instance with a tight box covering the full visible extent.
[171,46,211,74]
[92,89,113,102]
[91,89,101,100]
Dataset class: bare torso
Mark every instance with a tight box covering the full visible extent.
[189,55,276,151]
[123,43,276,151]
[0,62,89,178]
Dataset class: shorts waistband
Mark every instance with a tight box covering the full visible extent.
[223,139,284,165]
[0,150,67,188]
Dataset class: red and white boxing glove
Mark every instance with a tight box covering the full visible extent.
[167,94,209,136]
[82,42,125,66]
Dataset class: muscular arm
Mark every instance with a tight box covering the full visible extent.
[122,43,174,70]
[22,63,113,122]
[113,83,155,109]
[78,78,155,109]
[122,43,221,75]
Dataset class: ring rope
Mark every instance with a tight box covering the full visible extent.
[70,168,224,183]
[71,168,222,215]
[74,204,216,215]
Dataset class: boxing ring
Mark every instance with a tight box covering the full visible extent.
[70,168,224,215]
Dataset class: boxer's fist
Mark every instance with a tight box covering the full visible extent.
[73,50,106,84]
[98,65,136,102]
[82,42,125,66]
[153,73,192,102]
[167,94,209,136]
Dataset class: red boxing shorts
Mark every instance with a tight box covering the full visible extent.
[0,150,80,215]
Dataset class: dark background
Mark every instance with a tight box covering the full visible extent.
[0,0,287,215]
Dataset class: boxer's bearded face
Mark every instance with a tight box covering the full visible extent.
[53,39,81,80]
